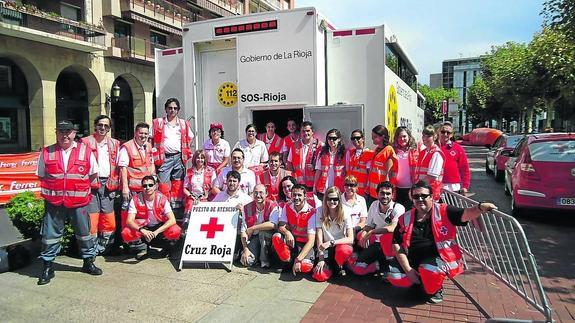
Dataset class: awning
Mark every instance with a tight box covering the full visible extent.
[124,12,182,36]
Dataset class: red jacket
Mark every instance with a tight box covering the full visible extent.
[440,142,470,189]
[285,203,315,243]
[152,117,193,166]
[133,192,170,224]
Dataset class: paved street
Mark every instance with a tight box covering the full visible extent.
[1,145,573,322]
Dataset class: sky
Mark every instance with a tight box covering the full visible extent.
[295,0,544,85]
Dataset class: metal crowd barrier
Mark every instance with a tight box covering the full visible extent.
[441,190,553,323]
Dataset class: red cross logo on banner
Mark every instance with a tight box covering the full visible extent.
[200,217,225,239]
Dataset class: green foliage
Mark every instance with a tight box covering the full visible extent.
[419,85,459,124]
[6,192,75,253]
[542,0,575,40]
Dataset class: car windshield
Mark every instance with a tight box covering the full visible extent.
[506,136,523,148]
[529,140,575,162]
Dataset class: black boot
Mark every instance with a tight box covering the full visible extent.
[37,260,55,285]
[81,257,103,276]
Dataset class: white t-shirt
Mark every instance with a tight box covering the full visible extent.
[213,166,256,195]
[233,139,269,168]
[287,141,312,170]
[36,142,98,177]
[95,139,111,177]
[279,202,317,235]
[152,118,194,154]
[342,194,368,227]
[365,201,405,242]
[315,208,353,242]
[212,190,253,205]
[419,148,444,179]
[240,203,280,234]
[314,152,336,192]
[127,196,173,226]
[203,138,231,164]
[184,168,216,196]
[396,149,412,189]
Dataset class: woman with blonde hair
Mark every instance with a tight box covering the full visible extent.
[312,187,354,281]
[183,149,216,209]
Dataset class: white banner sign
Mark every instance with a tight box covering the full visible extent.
[178,202,239,270]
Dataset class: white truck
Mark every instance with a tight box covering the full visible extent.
[155,7,424,147]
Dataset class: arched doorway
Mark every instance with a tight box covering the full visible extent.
[0,57,30,153]
[110,76,133,142]
[56,68,89,137]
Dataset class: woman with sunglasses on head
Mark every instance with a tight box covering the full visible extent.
[345,129,373,197]
[341,175,368,237]
[437,122,470,196]
[415,125,445,201]
[366,125,398,207]
[233,124,269,178]
[203,123,230,175]
[313,129,346,201]
[312,187,354,281]
[393,126,419,209]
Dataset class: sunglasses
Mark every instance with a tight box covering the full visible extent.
[344,183,357,187]
[350,136,362,141]
[412,193,431,200]
[441,130,453,135]
[96,123,111,129]
[142,183,155,188]
[328,197,340,202]
[327,136,339,141]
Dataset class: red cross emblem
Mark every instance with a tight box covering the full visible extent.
[200,217,225,239]
[440,225,449,236]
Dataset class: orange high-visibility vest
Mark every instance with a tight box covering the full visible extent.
[285,203,315,243]
[315,153,345,193]
[291,139,322,188]
[82,134,120,191]
[397,203,464,278]
[133,192,170,225]
[347,148,373,196]
[152,117,193,166]
[366,145,398,198]
[40,143,92,208]
[259,168,286,201]
[122,139,155,192]
[258,133,283,154]
[415,145,445,201]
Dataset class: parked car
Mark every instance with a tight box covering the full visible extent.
[485,134,525,182]
[503,133,575,216]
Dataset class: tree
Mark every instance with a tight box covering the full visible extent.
[542,0,575,40]
[418,85,459,124]
[466,77,489,127]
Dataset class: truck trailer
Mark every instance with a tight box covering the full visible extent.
[155,7,424,147]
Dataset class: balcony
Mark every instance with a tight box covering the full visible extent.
[198,0,243,16]
[120,0,196,29]
[0,3,106,52]
[110,36,168,64]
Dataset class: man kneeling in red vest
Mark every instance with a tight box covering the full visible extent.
[272,184,317,275]
[388,180,497,303]
[122,175,182,260]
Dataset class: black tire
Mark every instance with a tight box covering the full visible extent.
[494,164,504,182]
[511,193,523,217]
[504,177,511,196]
[485,160,493,174]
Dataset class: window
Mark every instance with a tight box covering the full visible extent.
[0,66,12,92]
[385,45,398,74]
[114,20,131,38]
[60,3,81,21]
[529,140,575,162]
[150,31,167,46]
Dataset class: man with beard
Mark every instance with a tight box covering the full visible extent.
[212,148,256,195]
[259,151,289,201]
[286,121,323,191]
[388,180,497,303]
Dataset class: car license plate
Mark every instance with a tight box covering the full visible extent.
[557,198,575,206]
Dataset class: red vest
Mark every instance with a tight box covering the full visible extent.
[82,135,120,191]
[133,192,170,225]
[347,148,373,196]
[184,161,215,196]
[40,143,92,208]
[152,117,193,166]
[282,135,298,155]
[415,145,445,201]
[367,145,398,198]
[397,203,464,278]
[315,153,345,193]
[285,203,315,243]
[257,133,283,154]
[291,139,322,187]
[243,199,277,228]
[122,139,155,192]
[259,168,287,201]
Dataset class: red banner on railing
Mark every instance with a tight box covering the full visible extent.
[0,152,41,205]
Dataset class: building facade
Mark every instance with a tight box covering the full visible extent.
[0,0,292,153]
[441,57,481,133]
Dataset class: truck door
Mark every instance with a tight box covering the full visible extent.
[155,48,185,119]
[303,104,364,148]
[199,49,239,145]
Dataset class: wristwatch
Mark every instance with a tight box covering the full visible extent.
[330,240,335,247]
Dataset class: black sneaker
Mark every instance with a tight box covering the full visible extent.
[427,289,444,304]
[135,249,148,261]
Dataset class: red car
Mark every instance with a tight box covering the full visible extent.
[485,134,525,182]
[503,133,575,216]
